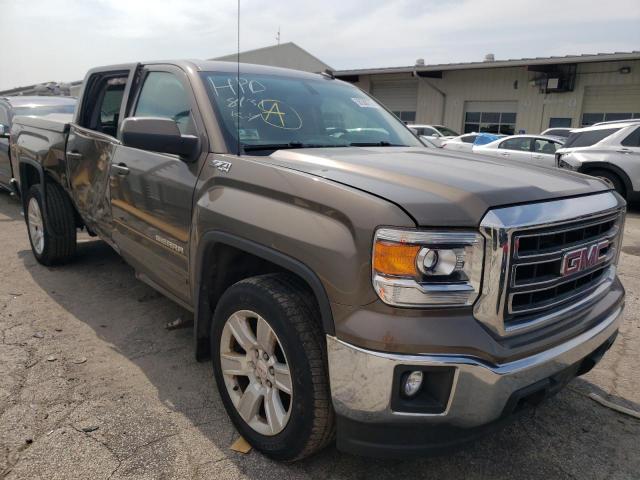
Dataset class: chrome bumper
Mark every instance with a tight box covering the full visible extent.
[327,304,623,428]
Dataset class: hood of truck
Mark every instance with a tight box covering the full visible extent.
[264,147,611,226]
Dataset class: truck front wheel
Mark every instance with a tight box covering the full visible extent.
[211,274,334,461]
[25,183,77,265]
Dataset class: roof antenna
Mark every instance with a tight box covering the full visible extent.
[236,0,241,156]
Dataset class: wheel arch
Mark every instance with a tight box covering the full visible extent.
[19,160,45,212]
[578,162,633,200]
[192,231,335,361]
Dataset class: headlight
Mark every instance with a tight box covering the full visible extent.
[372,228,484,307]
[557,153,578,171]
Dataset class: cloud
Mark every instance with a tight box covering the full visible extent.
[1,0,638,90]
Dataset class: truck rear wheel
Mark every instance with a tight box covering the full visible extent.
[25,183,77,265]
[211,274,334,461]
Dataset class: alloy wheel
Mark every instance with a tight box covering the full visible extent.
[28,197,45,255]
[219,310,293,436]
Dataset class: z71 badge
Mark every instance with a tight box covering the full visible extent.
[212,160,232,173]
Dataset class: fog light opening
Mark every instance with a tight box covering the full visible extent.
[402,371,424,397]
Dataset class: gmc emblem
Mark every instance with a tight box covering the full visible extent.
[560,240,609,276]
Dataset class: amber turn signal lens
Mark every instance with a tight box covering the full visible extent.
[373,241,420,276]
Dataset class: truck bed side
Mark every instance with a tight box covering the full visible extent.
[10,114,72,196]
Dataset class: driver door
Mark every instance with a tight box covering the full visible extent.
[109,65,208,304]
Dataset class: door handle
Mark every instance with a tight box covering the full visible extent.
[500,152,510,156]
[533,154,543,159]
[617,148,633,154]
[66,151,83,160]
[110,163,130,176]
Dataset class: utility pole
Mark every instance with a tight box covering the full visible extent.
[276,27,280,45]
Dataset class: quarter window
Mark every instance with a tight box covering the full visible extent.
[135,72,196,135]
[621,127,640,147]
[464,111,516,135]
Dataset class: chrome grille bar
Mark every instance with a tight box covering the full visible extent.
[474,191,625,338]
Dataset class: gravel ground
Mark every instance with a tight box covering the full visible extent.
[1,190,639,480]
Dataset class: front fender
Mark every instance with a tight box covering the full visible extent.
[189,154,415,357]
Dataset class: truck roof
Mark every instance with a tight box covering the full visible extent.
[91,60,329,80]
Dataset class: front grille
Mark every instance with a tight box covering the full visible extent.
[505,212,622,327]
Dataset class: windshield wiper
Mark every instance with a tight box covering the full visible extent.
[349,141,408,147]
[242,142,347,152]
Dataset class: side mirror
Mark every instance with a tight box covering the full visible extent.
[431,133,439,137]
[121,117,199,161]
[0,124,9,139]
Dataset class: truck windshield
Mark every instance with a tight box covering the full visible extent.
[201,72,422,154]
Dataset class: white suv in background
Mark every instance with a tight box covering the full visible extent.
[556,120,640,201]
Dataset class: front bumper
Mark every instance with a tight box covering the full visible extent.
[327,304,623,457]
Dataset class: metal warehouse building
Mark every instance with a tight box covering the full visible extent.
[334,52,640,135]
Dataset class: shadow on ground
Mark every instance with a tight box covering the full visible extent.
[11,201,640,479]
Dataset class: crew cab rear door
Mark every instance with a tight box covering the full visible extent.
[65,64,139,242]
[109,64,208,305]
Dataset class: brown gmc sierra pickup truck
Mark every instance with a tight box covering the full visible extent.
[8,60,626,461]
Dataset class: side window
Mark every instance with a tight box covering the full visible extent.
[81,73,128,137]
[534,139,559,154]
[500,138,531,152]
[621,127,640,147]
[134,72,195,135]
[461,135,476,144]
[424,128,438,137]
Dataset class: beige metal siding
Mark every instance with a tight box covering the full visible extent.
[464,101,518,113]
[359,59,640,134]
[582,85,640,113]
[371,80,418,112]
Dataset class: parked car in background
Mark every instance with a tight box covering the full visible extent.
[441,133,480,152]
[408,124,459,146]
[472,132,504,146]
[556,120,640,200]
[0,96,76,192]
[473,135,564,167]
[441,133,506,152]
[541,127,573,139]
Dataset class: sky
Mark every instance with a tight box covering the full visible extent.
[1,0,639,90]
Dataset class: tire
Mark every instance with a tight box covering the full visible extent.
[25,183,77,265]
[211,274,334,461]
[590,169,626,199]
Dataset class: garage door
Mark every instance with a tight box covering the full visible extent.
[581,85,640,126]
[463,101,518,134]
[371,80,418,122]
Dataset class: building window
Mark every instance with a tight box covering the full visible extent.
[581,112,640,127]
[549,117,572,128]
[464,111,516,135]
[393,111,416,123]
